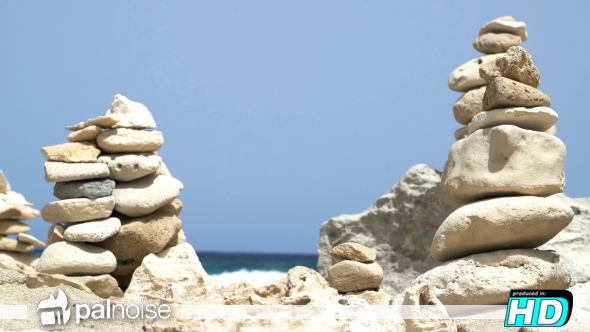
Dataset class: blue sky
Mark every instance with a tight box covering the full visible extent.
[1,2,589,254]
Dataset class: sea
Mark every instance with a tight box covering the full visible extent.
[33,249,318,288]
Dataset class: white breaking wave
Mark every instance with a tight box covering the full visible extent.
[211,269,288,288]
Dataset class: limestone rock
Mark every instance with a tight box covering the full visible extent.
[97,128,164,153]
[106,94,156,129]
[480,46,540,88]
[468,106,558,135]
[41,142,101,163]
[448,53,504,92]
[546,125,557,136]
[453,126,468,141]
[46,224,65,246]
[253,278,288,304]
[341,288,391,305]
[328,261,384,292]
[112,174,183,217]
[0,251,39,268]
[221,281,256,305]
[453,86,486,125]
[483,77,550,112]
[44,161,109,182]
[54,178,116,199]
[403,283,457,332]
[164,228,187,250]
[0,192,40,221]
[126,243,221,301]
[0,170,10,193]
[41,196,115,223]
[36,241,117,276]
[318,164,460,296]
[67,125,102,142]
[479,16,528,42]
[0,236,33,252]
[64,217,121,242]
[281,266,338,305]
[431,196,574,262]
[0,220,30,235]
[98,153,162,182]
[170,198,182,216]
[65,115,119,131]
[473,32,521,54]
[17,233,46,248]
[329,242,376,262]
[442,125,566,204]
[96,203,182,277]
[155,161,172,176]
[69,274,124,298]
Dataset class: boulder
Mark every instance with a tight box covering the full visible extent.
[35,241,117,276]
[0,251,39,267]
[0,220,30,235]
[64,217,121,242]
[41,142,101,163]
[442,125,566,204]
[44,161,109,182]
[41,196,115,223]
[125,243,221,301]
[96,203,182,277]
[468,106,558,135]
[17,233,46,248]
[473,32,521,54]
[46,224,65,245]
[53,178,116,199]
[281,266,338,305]
[480,46,540,88]
[66,115,120,131]
[106,94,156,129]
[479,16,528,42]
[97,128,164,153]
[0,236,33,252]
[403,283,457,332]
[482,77,550,112]
[431,196,574,262]
[328,261,383,293]
[67,125,102,142]
[453,86,486,125]
[318,164,460,296]
[453,126,468,141]
[112,173,183,217]
[98,153,162,182]
[448,53,504,92]
[329,242,376,262]
[0,170,10,193]
[409,249,570,305]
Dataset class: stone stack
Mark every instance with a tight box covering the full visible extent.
[427,19,573,304]
[37,95,184,289]
[327,242,384,294]
[0,170,45,267]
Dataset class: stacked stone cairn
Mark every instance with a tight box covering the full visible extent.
[430,17,573,303]
[0,170,45,267]
[327,242,384,294]
[37,94,185,288]
[449,16,557,140]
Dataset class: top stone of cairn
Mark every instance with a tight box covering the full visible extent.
[329,242,376,262]
[479,16,528,42]
[106,94,156,130]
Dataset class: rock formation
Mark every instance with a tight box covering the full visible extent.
[37,94,185,289]
[0,170,45,267]
[317,164,460,296]
[327,242,384,293]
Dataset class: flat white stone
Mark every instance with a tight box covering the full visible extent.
[112,174,183,217]
[98,153,162,182]
[468,106,558,135]
[106,94,156,129]
[17,233,46,248]
[35,241,117,276]
[44,162,109,183]
[64,217,121,242]
[41,196,115,223]
[479,18,528,42]
[448,53,504,92]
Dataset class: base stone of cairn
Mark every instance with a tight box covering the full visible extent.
[428,17,573,305]
[0,171,45,267]
[36,94,185,290]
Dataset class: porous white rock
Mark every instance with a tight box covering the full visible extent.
[479,16,528,42]
[64,217,121,242]
[442,125,566,204]
[98,153,162,182]
[106,94,156,129]
[41,196,115,223]
[448,53,504,92]
[44,161,109,182]
[35,241,117,276]
[112,174,183,217]
[66,115,119,131]
[67,125,102,142]
[467,106,558,135]
[96,128,164,153]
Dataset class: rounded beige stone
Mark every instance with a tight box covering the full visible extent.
[35,241,117,276]
[41,196,115,223]
[442,125,565,204]
[98,153,162,182]
[467,106,558,135]
[67,125,102,142]
[64,217,121,242]
[41,142,101,163]
[47,224,65,246]
[112,174,183,217]
[329,242,376,262]
[453,86,486,125]
[454,126,468,141]
[17,233,46,248]
[473,32,521,54]
[0,220,30,235]
[44,161,109,183]
[328,261,383,293]
[96,128,164,153]
[448,53,504,92]
[0,236,34,252]
[431,196,574,262]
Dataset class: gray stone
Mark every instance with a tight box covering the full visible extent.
[112,173,183,217]
[44,161,109,183]
[64,217,121,242]
[98,153,162,182]
[41,196,115,223]
[35,241,117,276]
[53,178,116,199]
[317,164,460,296]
